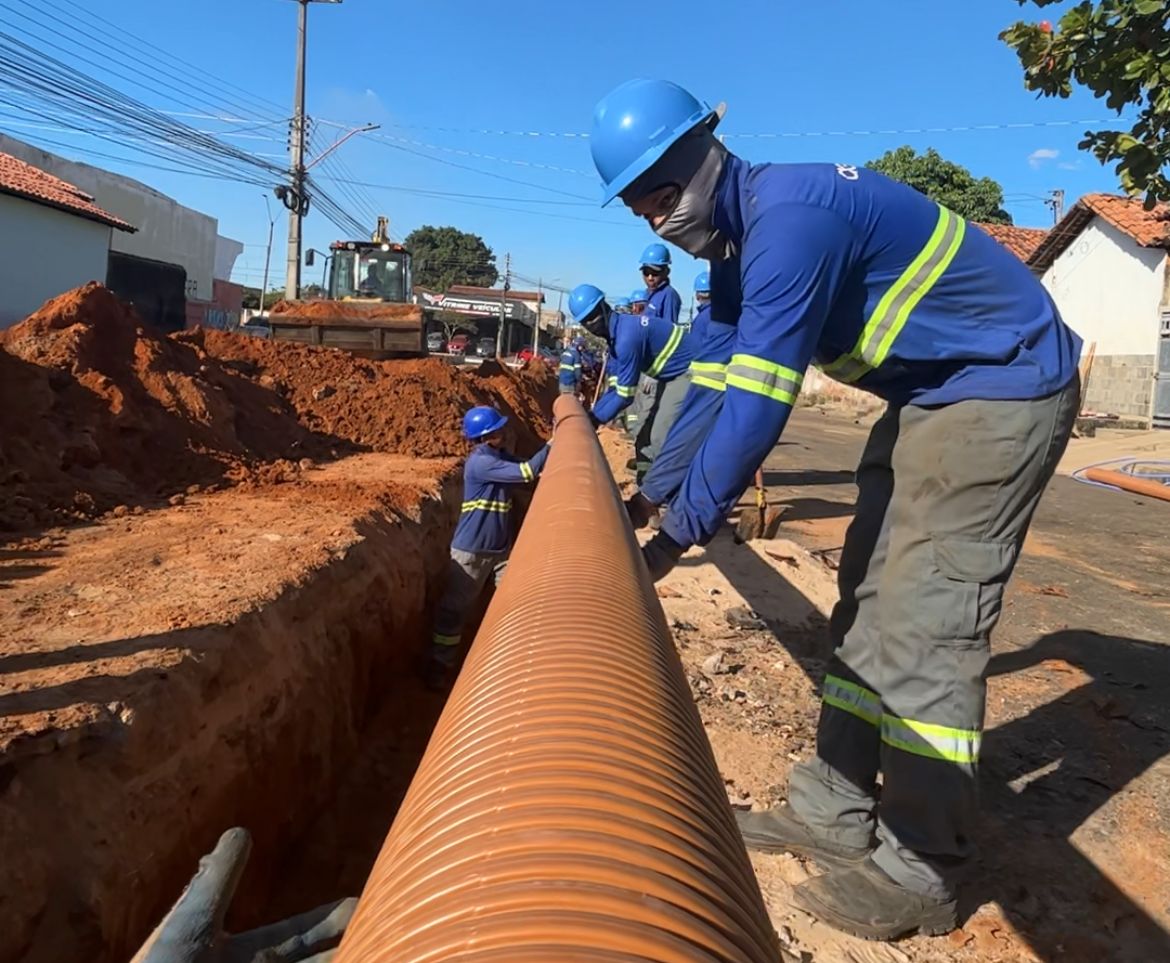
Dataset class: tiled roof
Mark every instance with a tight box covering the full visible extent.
[1028,193,1170,271]
[0,151,135,231]
[974,222,1049,262]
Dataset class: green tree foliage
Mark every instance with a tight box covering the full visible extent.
[437,310,478,344]
[404,225,499,291]
[241,287,284,310]
[1002,1,1170,206]
[866,147,1013,223]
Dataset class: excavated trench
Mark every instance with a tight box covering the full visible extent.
[0,457,511,963]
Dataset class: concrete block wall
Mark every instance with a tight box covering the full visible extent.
[1083,353,1155,421]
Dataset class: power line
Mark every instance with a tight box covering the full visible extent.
[333,116,1136,141]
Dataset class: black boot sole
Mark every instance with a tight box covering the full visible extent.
[792,885,958,941]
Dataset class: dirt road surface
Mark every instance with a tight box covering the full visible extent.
[606,408,1170,963]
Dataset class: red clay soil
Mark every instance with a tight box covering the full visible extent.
[0,284,555,533]
[179,328,555,458]
[268,299,423,323]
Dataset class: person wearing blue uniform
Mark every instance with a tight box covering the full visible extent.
[427,406,550,690]
[626,266,739,526]
[589,79,1081,940]
[558,336,583,395]
[639,242,682,325]
[625,286,656,448]
[568,282,699,483]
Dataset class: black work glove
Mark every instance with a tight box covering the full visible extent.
[641,530,685,582]
[135,828,356,963]
[624,491,659,530]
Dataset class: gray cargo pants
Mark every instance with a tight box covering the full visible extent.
[625,375,656,439]
[634,370,692,484]
[787,377,1079,900]
[429,547,507,666]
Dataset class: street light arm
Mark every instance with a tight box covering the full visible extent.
[305,123,380,171]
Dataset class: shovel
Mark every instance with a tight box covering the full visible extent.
[735,468,784,542]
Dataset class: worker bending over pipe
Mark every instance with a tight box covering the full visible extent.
[588,77,1081,940]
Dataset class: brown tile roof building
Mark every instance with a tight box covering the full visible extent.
[0,151,134,232]
[1028,193,1170,272]
[974,222,1049,262]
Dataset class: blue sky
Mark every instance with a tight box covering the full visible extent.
[0,0,1125,305]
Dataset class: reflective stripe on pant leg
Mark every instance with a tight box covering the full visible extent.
[787,411,897,847]
[871,379,1079,900]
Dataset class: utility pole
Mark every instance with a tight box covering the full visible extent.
[1046,188,1066,225]
[260,195,275,317]
[495,253,511,358]
[535,277,543,351]
[283,0,342,301]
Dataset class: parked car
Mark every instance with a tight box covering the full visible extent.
[476,337,496,358]
[448,334,470,355]
[426,332,446,353]
[517,346,558,371]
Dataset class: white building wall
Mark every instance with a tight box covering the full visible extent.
[1040,216,1164,356]
[0,133,218,300]
[0,193,111,328]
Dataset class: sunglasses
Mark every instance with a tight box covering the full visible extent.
[641,266,666,277]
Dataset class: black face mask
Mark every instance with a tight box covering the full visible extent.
[582,303,610,339]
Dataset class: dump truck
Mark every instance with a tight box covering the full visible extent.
[268,217,427,358]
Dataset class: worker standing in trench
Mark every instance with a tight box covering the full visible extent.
[558,335,584,397]
[626,266,739,528]
[587,78,1082,941]
[424,405,550,690]
[568,282,699,484]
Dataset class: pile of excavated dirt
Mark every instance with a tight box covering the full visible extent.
[179,329,556,458]
[268,299,423,322]
[0,284,329,531]
[0,285,556,533]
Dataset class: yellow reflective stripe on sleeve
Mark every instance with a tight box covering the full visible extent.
[607,376,618,387]
[461,499,512,514]
[432,633,461,647]
[520,461,534,482]
[725,354,804,405]
[822,674,881,727]
[822,205,966,383]
[615,384,637,398]
[881,715,981,765]
[690,360,727,392]
[558,363,576,371]
[646,323,685,377]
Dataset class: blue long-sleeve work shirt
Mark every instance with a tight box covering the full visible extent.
[451,442,550,555]
[647,283,682,325]
[640,301,738,505]
[662,156,1082,550]
[558,345,582,388]
[591,309,699,425]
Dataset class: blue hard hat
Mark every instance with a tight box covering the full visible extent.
[639,243,671,268]
[613,296,631,308]
[463,405,508,440]
[694,270,710,294]
[590,78,722,206]
[573,336,586,348]
[568,282,605,323]
[630,287,649,304]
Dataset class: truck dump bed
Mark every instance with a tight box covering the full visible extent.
[268,299,426,358]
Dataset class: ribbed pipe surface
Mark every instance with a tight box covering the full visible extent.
[333,396,779,962]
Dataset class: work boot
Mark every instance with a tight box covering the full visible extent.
[792,858,958,941]
[735,806,870,869]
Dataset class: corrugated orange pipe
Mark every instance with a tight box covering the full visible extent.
[1082,467,1170,502]
[334,396,779,963]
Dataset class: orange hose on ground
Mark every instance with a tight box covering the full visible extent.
[1082,467,1170,502]
[333,396,779,962]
